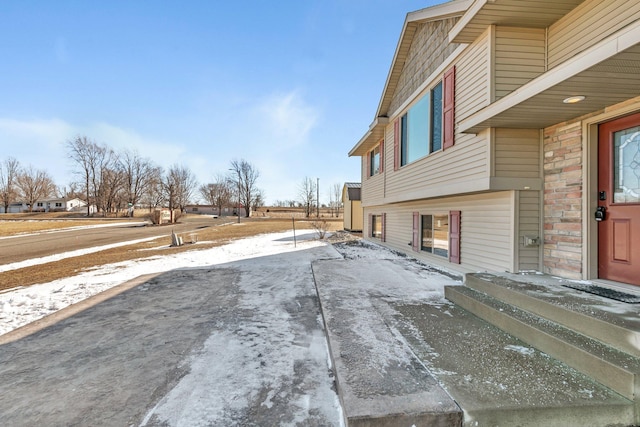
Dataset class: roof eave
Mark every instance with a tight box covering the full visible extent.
[460,22,640,133]
[374,0,471,118]
[349,117,389,157]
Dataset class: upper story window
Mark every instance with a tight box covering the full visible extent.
[368,139,384,177]
[401,81,443,166]
[370,145,380,176]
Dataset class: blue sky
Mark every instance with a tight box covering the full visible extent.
[0,0,440,204]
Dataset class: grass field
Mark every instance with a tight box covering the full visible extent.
[0,216,343,292]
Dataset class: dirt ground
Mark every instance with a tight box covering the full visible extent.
[0,215,344,291]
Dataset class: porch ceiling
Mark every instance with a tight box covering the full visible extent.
[460,26,640,134]
[450,0,584,44]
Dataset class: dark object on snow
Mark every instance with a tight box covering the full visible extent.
[562,283,640,303]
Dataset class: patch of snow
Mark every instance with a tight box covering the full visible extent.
[0,236,162,273]
[0,221,148,240]
[504,345,535,356]
[0,231,326,336]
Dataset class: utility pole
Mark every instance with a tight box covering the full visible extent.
[316,177,319,217]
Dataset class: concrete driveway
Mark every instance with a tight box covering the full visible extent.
[0,241,342,426]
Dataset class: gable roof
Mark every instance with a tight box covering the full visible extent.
[350,0,470,157]
[342,182,361,201]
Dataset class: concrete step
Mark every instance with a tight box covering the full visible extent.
[445,285,640,402]
[465,272,640,358]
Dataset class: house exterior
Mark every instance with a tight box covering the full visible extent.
[0,198,87,213]
[342,182,363,232]
[184,204,248,217]
[350,0,640,287]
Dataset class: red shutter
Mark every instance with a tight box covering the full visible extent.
[379,140,384,173]
[412,212,420,252]
[381,213,386,242]
[394,119,400,171]
[449,210,461,264]
[443,66,456,150]
[368,213,373,238]
[366,152,371,178]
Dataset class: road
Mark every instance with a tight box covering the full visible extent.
[0,216,227,265]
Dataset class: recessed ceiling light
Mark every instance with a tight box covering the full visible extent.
[563,95,586,104]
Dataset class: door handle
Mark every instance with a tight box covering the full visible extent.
[595,206,606,221]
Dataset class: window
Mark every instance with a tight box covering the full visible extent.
[421,214,449,257]
[369,145,380,176]
[37,202,43,207]
[55,202,62,207]
[400,82,443,166]
[371,215,382,238]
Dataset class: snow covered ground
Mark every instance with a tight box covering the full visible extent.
[0,227,465,426]
[0,229,323,336]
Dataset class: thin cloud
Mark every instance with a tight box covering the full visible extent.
[256,90,319,150]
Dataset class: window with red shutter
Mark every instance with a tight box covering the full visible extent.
[449,210,461,264]
[412,212,420,252]
[443,66,455,150]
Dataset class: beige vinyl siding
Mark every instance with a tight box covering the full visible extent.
[361,155,385,206]
[494,27,546,100]
[456,29,490,121]
[548,0,640,68]
[494,128,541,179]
[384,132,489,202]
[517,190,541,271]
[380,30,492,204]
[364,191,515,273]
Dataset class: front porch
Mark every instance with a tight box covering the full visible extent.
[446,271,640,424]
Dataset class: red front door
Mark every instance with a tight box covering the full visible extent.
[598,113,640,286]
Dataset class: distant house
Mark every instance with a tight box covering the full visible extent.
[35,198,86,213]
[349,0,640,286]
[342,183,363,232]
[0,198,87,213]
[184,204,248,217]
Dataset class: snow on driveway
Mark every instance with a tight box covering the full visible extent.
[0,229,462,426]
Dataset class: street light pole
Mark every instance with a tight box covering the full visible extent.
[316,177,319,218]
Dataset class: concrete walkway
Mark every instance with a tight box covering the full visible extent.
[317,240,635,426]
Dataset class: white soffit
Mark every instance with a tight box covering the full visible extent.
[450,0,584,44]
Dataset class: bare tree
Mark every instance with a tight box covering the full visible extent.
[163,164,198,216]
[199,173,232,215]
[298,176,317,218]
[141,166,164,211]
[252,189,265,213]
[15,166,56,212]
[229,159,260,218]
[0,157,20,213]
[120,149,156,216]
[330,182,342,218]
[97,160,125,216]
[67,136,103,216]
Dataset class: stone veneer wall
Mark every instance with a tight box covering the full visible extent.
[542,121,583,279]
